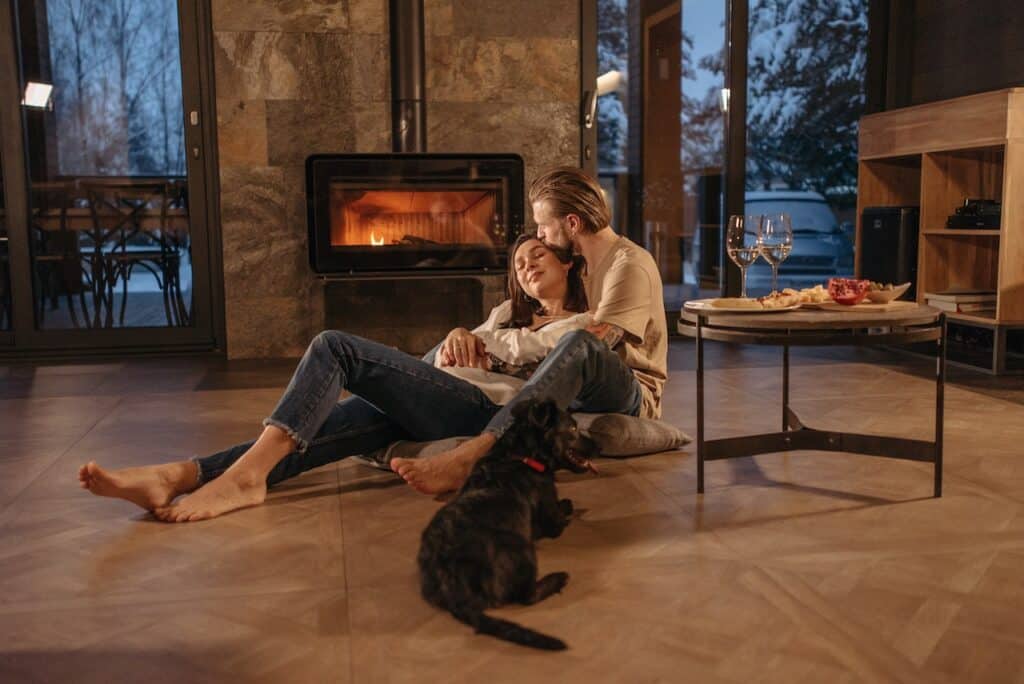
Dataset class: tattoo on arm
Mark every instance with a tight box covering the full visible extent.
[600,324,625,349]
[587,322,625,349]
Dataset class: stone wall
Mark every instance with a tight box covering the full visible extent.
[213,0,580,358]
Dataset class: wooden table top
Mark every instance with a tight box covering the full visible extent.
[680,301,942,330]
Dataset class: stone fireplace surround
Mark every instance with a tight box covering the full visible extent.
[213,0,581,358]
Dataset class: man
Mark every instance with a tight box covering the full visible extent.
[392,166,668,493]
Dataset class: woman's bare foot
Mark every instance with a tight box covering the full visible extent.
[391,433,496,494]
[153,424,293,523]
[154,469,267,523]
[79,461,198,511]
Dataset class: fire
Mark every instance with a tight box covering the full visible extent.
[370,231,385,246]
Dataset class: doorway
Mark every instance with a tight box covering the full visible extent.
[0,0,221,355]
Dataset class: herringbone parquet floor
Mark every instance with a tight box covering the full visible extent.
[1,343,1022,682]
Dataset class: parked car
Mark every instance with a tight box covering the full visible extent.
[745,190,853,277]
[690,190,854,291]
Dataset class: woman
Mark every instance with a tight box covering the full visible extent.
[79,235,591,522]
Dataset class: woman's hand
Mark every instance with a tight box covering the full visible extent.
[440,328,490,368]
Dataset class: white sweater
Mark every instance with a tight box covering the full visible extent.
[435,300,593,405]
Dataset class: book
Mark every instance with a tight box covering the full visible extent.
[923,289,996,304]
[926,299,996,315]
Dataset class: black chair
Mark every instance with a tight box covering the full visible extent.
[82,179,187,327]
[29,181,88,328]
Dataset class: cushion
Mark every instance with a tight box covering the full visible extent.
[572,413,691,457]
[352,414,689,470]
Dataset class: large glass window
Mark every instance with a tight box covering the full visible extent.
[596,0,629,234]
[18,0,193,329]
[595,0,869,306]
[0,161,9,330]
[597,0,727,311]
[744,0,866,294]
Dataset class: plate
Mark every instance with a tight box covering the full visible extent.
[685,298,803,314]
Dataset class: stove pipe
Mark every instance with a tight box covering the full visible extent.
[389,0,426,153]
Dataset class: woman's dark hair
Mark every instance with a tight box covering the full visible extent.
[504,232,588,328]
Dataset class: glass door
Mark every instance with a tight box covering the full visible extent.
[596,0,729,310]
[0,156,10,335]
[743,0,867,295]
[0,0,217,351]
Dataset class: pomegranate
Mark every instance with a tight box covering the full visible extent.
[827,278,871,306]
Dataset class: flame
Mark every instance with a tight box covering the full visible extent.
[370,231,385,247]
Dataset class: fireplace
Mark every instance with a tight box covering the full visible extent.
[306,153,524,275]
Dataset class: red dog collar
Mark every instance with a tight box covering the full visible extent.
[521,457,546,473]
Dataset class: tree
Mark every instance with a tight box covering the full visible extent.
[47,0,186,177]
[597,0,628,169]
[746,0,867,208]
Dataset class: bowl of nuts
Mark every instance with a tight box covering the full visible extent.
[864,281,911,303]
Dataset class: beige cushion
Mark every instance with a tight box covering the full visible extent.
[353,413,688,470]
[572,413,690,457]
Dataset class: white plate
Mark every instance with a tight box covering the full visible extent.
[685,298,802,314]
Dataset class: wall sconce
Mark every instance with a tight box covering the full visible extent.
[596,70,626,96]
[22,81,54,110]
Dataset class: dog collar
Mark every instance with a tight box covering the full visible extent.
[521,457,546,473]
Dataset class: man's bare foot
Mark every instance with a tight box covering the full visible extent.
[391,434,496,495]
[79,461,198,511]
[154,469,267,523]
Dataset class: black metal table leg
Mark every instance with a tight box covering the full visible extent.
[697,314,705,494]
[782,342,790,430]
[935,313,946,497]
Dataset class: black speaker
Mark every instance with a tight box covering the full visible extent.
[860,206,919,299]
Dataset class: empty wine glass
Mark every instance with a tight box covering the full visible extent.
[726,214,761,298]
[758,213,793,294]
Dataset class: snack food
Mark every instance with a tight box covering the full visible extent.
[758,291,802,308]
[710,297,764,309]
[782,285,831,304]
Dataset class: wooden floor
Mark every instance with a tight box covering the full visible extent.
[2,343,1023,682]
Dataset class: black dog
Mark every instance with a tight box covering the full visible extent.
[417,400,599,651]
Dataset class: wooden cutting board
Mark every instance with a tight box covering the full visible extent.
[807,300,918,312]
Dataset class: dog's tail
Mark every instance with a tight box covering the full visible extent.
[450,605,567,651]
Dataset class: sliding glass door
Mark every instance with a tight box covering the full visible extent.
[0,0,219,353]
[743,0,867,295]
[592,0,871,304]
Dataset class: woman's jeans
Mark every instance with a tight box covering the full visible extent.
[194,329,642,487]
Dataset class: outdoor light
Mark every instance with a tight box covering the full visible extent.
[21,81,54,110]
[719,88,730,113]
[596,70,626,96]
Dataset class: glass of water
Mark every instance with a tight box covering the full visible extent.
[758,213,793,294]
[726,214,761,298]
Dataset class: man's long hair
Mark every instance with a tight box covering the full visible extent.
[504,233,588,329]
[528,166,610,234]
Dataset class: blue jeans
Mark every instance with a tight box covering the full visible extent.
[194,329,642,487]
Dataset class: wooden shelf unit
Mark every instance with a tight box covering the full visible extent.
[857,88,1024,373]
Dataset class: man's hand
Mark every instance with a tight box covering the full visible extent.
[440,327,490,368]
[586,322,626,349]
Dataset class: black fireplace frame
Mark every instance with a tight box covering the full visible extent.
[306,153,524,276]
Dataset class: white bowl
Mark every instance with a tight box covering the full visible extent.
[864,282,911,303]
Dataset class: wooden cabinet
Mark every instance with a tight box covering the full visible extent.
[857,88,1024,372]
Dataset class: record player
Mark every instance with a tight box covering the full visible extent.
[946,198,1000,229]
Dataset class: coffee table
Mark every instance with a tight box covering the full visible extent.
[678,303,946,496]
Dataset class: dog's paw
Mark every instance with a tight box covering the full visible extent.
[547,571,569,593]
[558,498,574,516]
[538,571,569,594]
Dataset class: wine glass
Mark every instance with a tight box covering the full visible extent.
[726,215,761,298]
[758,213,793,294]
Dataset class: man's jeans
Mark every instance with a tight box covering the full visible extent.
[194,329,642,487]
